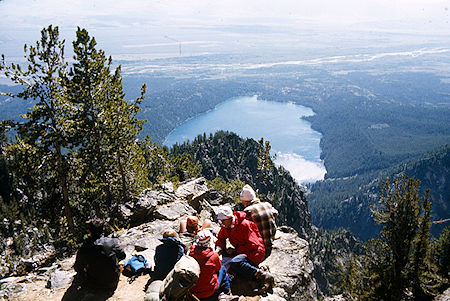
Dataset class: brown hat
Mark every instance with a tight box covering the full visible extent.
[187,216,199,228]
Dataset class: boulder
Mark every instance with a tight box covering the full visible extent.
[117,188,175,225]
[154,201,196,221]
[175,177,209,211]
[0,276,28,299]
[262,229,317,301]
[46,269,75,289]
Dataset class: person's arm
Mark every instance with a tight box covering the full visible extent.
[177,245,185,260]
[212,252,221,274]
[73,250,85,273]
[73,248,88,284]
[215,228,226,254]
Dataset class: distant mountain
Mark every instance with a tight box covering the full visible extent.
[308,144,450,240]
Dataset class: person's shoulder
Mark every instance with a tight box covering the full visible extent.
[251,201,274,212]
[78,237,95,250]
[94,236,120,249]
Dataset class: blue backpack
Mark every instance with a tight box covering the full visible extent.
[122,254,148,282]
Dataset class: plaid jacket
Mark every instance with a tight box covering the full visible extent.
[244,200,278,249]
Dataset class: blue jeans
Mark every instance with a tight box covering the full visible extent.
[199,266,231,301]
[228,254,258,280]
[217,265,231,292]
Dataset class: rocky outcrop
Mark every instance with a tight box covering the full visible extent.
[0,219,55,279]
[263,228,316,300]
[117,187,176,225]
[0,178,318,300]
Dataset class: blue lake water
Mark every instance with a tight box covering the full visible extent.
[164,96,326,183]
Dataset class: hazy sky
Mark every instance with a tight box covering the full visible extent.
[1,0,449,58]
[1,0,448,28]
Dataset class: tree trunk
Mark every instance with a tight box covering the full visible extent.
[56,143,75,233]
[117,153,128,203]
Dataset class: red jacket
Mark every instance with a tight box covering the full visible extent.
[216,211,265,265]
[189,245,221,298]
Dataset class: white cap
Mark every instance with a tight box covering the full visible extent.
[196,229,212,247]
[217,205,233,220]
[240,184,256,201]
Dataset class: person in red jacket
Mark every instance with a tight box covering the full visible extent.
[216,205,274,292]
[189,229,231,300]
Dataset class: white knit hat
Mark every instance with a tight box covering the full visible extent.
[240,184,256,201]
[196,229,212,247]
[217,205,233,220]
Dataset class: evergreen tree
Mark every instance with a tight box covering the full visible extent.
[408,192,441,299]
[1,26,150,236]
[67,28,148,217]
[343,174,442,300]
[0,25,76,232]
[256,137,274,192]
[0,120,13,204]
[435,226,450,285]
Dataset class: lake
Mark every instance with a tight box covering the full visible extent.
[164,95,326,183]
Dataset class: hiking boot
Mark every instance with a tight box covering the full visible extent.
[254,269,274,292]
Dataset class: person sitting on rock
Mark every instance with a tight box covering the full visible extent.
[215,205,274,292]
[240,184,279,258]
[152,229,185,280]
[65,218,126,300]
[189,229,232,300]
[179,215,213,252]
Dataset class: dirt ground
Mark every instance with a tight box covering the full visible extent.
[9,274,151,301]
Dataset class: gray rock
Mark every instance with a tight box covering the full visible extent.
[175,177,208,200]
[158,182,175,193]
[0,277,27,299]
[0,276,23,284]
[154,201,196,221]
[46,269,75,289]
[262,231,317,301]
[118,188,175,225]
[175,177,209,211]
[262,294,287,301]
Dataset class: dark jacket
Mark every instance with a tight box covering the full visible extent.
[74,236,126,289]
[153,237,185,280]
[216,211,265,265]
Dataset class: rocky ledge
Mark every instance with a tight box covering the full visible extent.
[0,178,317,300]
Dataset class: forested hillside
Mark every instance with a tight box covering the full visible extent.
[170,131,312,238]
[308,144,450,240]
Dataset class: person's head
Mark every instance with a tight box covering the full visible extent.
[186,216,199,234]
[196,229,212,248]
[217,205,234,229]
[240,184,256,207]
[163,229,179,239]
[87,218,104,239]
